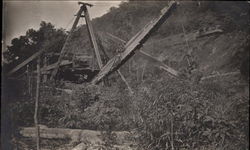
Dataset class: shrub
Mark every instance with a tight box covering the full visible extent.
[82,83,135,130]
[132,76,249,150]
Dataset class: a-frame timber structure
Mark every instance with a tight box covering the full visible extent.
[50,2,103,80]
[7,2,105,83]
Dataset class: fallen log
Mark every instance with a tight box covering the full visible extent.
[20,126,133,145]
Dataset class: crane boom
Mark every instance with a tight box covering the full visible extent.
[91,1,177,84]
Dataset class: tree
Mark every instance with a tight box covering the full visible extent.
[3,21,67,73]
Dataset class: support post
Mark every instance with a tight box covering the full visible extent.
[171,113,174,150]
[83,4,103,69]
[34,57,41,150]
[128,59,131,74]
[43,56,48,83]
[30,64,34,99]
[136,65,140,82]
[117,70,134,94]
[141,62,147,81]
[27,65,31,95]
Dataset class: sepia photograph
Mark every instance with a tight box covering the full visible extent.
[1,1,249,150]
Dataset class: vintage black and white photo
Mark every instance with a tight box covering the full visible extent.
[2,1,249,150]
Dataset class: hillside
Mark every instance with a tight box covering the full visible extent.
[66,1,249,82]
[3,1,249,150]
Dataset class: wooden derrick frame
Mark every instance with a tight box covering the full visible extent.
[50,2,103,80]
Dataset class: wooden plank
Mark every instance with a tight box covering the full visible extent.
[138,51,179,77]
[91,2,177,84]
[27,65,31,95]
[201,71,240,81]
[30,65,34,99]
[7,49,45,76]
[117,70,134,94]
[19,126,132,145]
[33,60,72,74]
[43,56,48,82]
[105,32,126,44]
[149,27,223,48]
[84,5,103,69]
[45,52,61,56]
[78,2,93,7]
[196,26,223,38]
[43,86,73,94]
[40,60,72,71]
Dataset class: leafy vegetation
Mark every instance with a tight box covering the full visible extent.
[3,1,249,150]
[3,21,67,74]
[131,76,249,150]
[8,76,249,149]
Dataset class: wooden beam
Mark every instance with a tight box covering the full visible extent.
[40,60,72,72]
[117,70,134,94]
[33,60,72,75]
[201,71,240,81]
[30,65,34,99]
[34,57,41,150]
[83,5,103,69]
[91,1,177,84]
[7,49,45,76]
[42,56,48,83]
[138,51,179,77]
[78,2,93,7]
[105,32,126,44]
[43,86,73,94]
[20,126,180,141]
[19,126,132,144]
[45,52,61,56]
[27,65,31,95]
